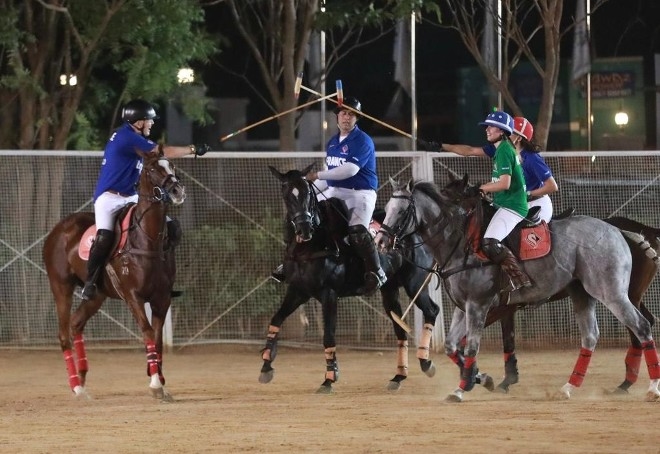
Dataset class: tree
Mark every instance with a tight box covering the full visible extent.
[208,0,440,151]
[0,0,216,150]
[435,0,608,149]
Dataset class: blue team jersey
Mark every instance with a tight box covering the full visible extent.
[482,144,553,191]
[325,125,378,190]
[93,123,157,201]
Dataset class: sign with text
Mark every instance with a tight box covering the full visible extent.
[580,71,636,99]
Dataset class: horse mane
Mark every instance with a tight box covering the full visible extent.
[410,180,447,208]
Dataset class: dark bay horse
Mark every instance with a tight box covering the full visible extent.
[440,176,660,394]
[43,151,185,400]
[262,165,457,394]
[375,179,660,402]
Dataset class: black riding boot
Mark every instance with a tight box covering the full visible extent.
[348,225,387,295]
[481,238,532,292]
[82,229,115,300]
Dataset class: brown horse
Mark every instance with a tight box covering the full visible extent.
[42,151,186,400]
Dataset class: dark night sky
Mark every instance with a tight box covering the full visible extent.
[201,0,660,143]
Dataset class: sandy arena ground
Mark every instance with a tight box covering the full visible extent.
[0,345,658,454]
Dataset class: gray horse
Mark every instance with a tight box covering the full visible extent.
[374,179,660,402]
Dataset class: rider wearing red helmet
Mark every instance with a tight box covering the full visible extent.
[511,117,558,223]
[440,111,532,292]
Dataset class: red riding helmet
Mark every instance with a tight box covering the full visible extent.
[513,117,534,142]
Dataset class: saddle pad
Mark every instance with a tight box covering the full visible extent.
[519,221,551,261]
[77,206,136,260]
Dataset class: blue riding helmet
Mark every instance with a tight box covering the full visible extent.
[478,111,514,135]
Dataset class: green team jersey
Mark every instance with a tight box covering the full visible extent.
[491,140,528,217]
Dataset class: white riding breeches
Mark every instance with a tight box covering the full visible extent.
[94,192,138,231]
[484,207,525,242]
[529,194,553,223]
[322,186,377,228]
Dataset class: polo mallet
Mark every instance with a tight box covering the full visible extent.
[390,263,437,333]
[219,93,336,142]
[300,84,413,139]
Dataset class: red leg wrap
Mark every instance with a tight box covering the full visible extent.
[503,352,513,362]
[73,334,88,373]
[63,350,81,391]
[447,350,464,368]
[458,356,477,390]
[624,346,643,384]
[642,340,660,380]
[146,342,159,377]
[568,348,593,387]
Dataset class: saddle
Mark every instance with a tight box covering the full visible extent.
[466,201,555,262]
[78,204,135,260]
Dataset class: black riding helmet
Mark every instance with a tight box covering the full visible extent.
[121,99,158,123]
[334,96,362,116]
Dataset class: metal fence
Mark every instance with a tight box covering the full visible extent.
[1,150,659,352]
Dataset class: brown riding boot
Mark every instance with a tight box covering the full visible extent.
[481,238,532,293]
[500,253,532,292]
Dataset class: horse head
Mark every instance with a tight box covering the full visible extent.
[269,164,319,243]
[441,172,483,211]
[375,178,418,251]
[376,177,464,253]
[138,150,186,206]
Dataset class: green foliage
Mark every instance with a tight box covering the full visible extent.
[67,112,104,150]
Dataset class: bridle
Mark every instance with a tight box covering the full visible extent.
[284,178,320,237]
[378,193,421,247]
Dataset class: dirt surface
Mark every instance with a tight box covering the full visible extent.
[0,345,658,454]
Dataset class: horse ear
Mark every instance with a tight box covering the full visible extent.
[302,163,315,175]
[404,179,413,193]
[268,165,286,182]
[462,173,469,186]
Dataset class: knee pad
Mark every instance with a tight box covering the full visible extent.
[481,238,507,263]
[347,224,370,246]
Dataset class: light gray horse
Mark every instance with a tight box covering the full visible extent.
[374,179,660,402]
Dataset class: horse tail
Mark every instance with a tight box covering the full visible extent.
[620,230,660,268]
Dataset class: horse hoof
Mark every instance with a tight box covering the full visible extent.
[151,387,164,399]
[556,383,573,400]
[645,390,660,402]
[387,380,402,391]
[445,389,464,403]
[607,387,628,396]
[259,361,274,384]
[72,386,91,400]
[479,373,495,392]
[316,382,334,394]
[495,382,510,394]
[420,360,436,378]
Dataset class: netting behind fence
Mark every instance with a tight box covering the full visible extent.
[1,150,659,351]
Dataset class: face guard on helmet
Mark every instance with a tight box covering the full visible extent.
[513,117,534,142]
[478,111,514,135]
[122,99,158,124]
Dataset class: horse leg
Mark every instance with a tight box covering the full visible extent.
[559,285,598,399]
[316,295,338,394]
[381,287,409,390]
[259,288,308,384]
[149,301,171,393]
[445,302,491,402]
[496,311,519,393]
[416,323,436,377]
[66,294,104,396]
